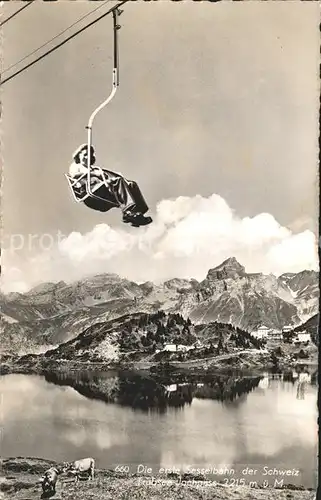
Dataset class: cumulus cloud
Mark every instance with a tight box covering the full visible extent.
[1,193,318,293]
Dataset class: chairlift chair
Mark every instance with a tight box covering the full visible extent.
[65,7,123,212]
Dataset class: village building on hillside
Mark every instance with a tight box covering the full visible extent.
[252,325,283,341]
[281,324,311,344]
[293,331,311,344]
[251,325,269,339]
[268,328,283,341]
[162,343,196,353]
[163,344,177,352]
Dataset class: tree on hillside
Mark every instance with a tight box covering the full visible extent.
[274,346,283,357]
[208,342,213,352]
[230,333,236,343]
[146,331,154,345]
[138,315,146,328]
[217,338,224,354]
[296,349,309,359]
[141,335,148,347]
[271,352,279,367]
[126,324,133,334]
[182,325,190,335]
[156,322,166,336]
[166,317,173,329]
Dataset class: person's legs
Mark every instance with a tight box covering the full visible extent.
[110,176,152,226]
[111,176,136,212]
[126,180,149,215]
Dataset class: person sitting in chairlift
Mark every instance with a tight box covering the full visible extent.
[69,144,152,227]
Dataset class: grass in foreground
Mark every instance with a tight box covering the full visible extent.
[0,458,316,500]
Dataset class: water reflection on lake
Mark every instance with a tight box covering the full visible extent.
[0,368,318,488]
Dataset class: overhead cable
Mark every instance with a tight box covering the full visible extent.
[0,1,34,28]
[0,0,129,86]
[2,0,112,75]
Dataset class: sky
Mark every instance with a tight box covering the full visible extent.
[1,0,319,292]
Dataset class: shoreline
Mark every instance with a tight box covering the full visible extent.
[1,346,317,378]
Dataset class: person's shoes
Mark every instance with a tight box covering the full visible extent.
[129,214,153,227]
[122,212,153,227]
[122,211,135,224]
[133,215,152,227]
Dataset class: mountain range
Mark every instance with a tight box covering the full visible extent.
[0,257,318,354]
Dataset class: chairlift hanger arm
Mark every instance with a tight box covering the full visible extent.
[113,8,121,87]
[87,7,122,131]
[86,7,123,196]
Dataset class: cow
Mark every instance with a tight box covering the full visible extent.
[63,457,95,482]
[39,465,63,497]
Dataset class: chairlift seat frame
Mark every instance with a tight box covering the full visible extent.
[65,171,120,214]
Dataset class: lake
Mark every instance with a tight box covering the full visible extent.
[0,368,318,489]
